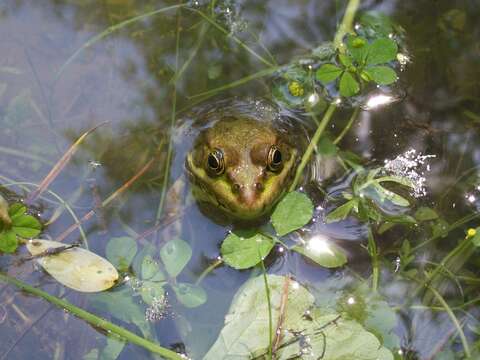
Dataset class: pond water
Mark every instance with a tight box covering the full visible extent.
[1,0,479,359]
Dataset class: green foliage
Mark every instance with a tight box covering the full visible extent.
[221,230,274,269]
[172,283,207,308]
[160,238,192,277]
[271,191,314,236]
[0,202,42,253]
[204,275,393,359]
[105,236,138,272]
[326,168,415,224]
[292,240,347,268]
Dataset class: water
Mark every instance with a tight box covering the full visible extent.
[1,0,480,359]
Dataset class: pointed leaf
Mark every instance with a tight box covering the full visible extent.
[292,240,347,268]
[326,199,357,223]
[316,64,343,84]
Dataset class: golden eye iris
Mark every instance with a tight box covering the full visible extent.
[267,145,282,172]
[207,149,225,176]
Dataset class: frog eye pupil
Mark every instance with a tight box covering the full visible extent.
[207,149,225,175]
[268,146,283,171]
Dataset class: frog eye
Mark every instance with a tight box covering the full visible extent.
[207,149,225,176]
[267,145,282,172]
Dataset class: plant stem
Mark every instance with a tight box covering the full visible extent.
[425,283,471,358]
[367,226,379,292]
[333,0,361,48]
[195,259,223,285]
[0,272,183,360]
[334,107,359,144]
[260,259,273,360]
[289,104,336,191]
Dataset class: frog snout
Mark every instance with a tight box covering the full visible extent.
[232,183,264,207]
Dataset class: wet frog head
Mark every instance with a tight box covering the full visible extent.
[185,105,301,220]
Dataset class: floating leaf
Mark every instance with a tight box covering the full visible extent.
[105,236,137,271]
[316,64,343,84]
[205,275,393,360]
[160,238,192,277]
[8,203,27,220]
[339,71,360,97]
[11,214,41,238]
[140,280,166,305]
[292,239,347,268]
[26,239,118,292]
[366,38,398,65]
[326,199,357,223]
[221,230,274,269]
[173,283,207,308]
[271,191,314,236]
[363,66,397,85]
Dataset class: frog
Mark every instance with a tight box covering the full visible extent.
[170,98,308,223]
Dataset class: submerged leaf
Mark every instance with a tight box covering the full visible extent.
[105,236,138,271]
[160,238,192,277]
[271,191,314,236]
[414,207,439,221]
[0,230,18,253]
[205,275,393,360]
[26,239,118,292]
[11,214,42,238]
[173,283,207,308]
[221,230,274,269]
[326,199,357,223]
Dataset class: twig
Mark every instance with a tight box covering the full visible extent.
[272,276,291,357]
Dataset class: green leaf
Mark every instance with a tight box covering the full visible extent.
[316,64,343,84]
[0,230,18,253]
[346,36,369,64]
[159,238,192,277]
[8,203,27,220]
[366,38,398,65]
[105,236,138,271]
[339,71,360,97]
[317,136,338,156]
[0,194,10,226]
[363,66,397,85]
[470,228,480,247]
[11,214,41,238]
[221,230,274,269]
[141,255,166,281]
[326,199,357,223]
[173,283,207,308]
[140,280,166,305]
[292,240,347,268]
[365,183,410,207]
[204,275,393,360]
[271,191,314,236]
[338,53,353,67]
[414,207,439,221]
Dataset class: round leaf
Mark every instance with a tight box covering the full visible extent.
[173,283,207,308]
[140,280,166,305]
[105,236,137,270]
[221,230,274,269]
[339,71,360,97]
[160,238,192,277]
[271,191,314,236]
[8,203,26,220]
[346,35,369,64]
[366,38,398,65]
[316,64,343,84]
[141,255,166,281]
[26,239,118,292]
[292,239,347,268]
[363,66,397,85]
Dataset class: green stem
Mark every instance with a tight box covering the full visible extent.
[0,272,183,360]
[289,104,336,191]
[156,8,182,223]
[367,226,379,292]
[260,259,273,360]
[334,107,359,144]
[333,0,361,48]
[195,259,223,285]
[425,283,471,358]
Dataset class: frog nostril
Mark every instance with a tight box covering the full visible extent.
[232,183,241,193]
[255,183,264,192]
